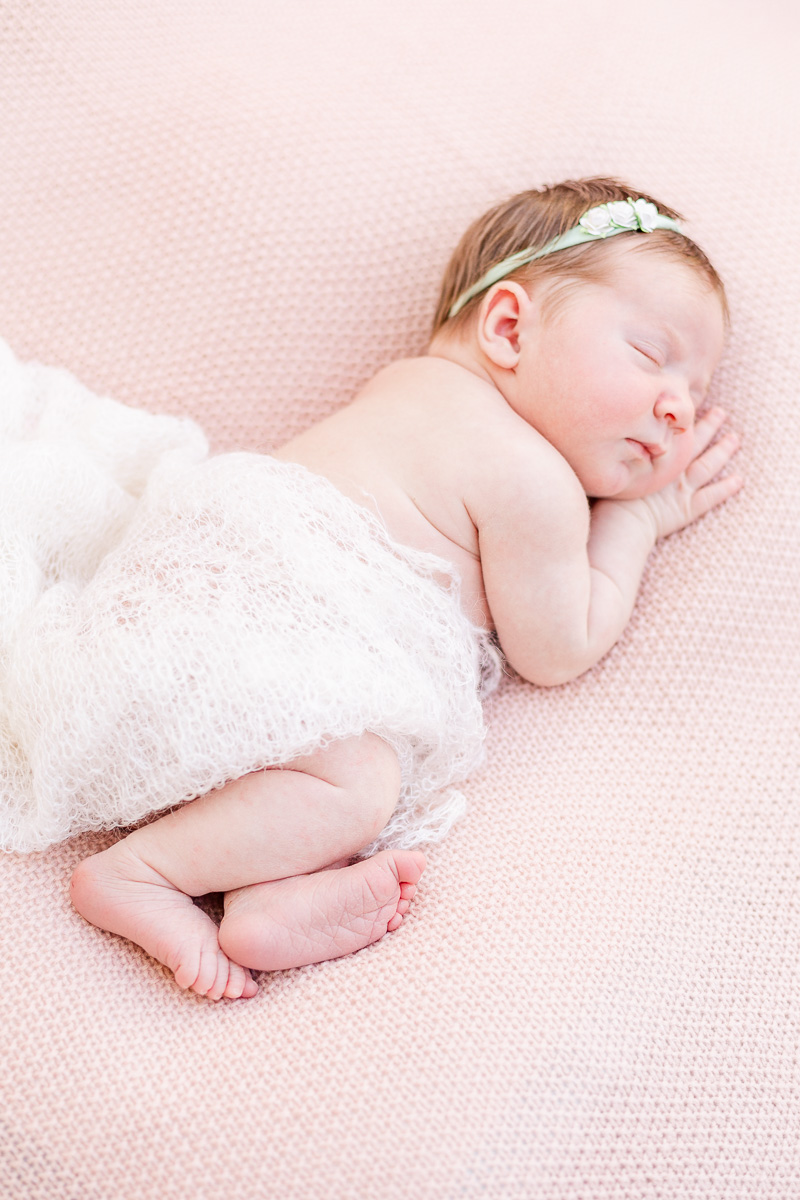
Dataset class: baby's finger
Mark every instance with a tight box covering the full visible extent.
[691,472,743,518]
[691,406,727,457]
[685,431,740,488]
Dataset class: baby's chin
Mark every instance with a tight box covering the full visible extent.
[586,460,684,502]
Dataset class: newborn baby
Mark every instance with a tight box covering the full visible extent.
[0,177,741,999]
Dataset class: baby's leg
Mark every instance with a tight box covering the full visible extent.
[70,733,421,999]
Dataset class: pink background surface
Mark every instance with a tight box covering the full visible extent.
[1,2,800,1196]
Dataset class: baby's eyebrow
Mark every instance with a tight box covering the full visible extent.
[654,319,708,369]
[654,318,683,352]
[628,309,674,341]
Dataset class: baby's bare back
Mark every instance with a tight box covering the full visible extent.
[274,355,533,627]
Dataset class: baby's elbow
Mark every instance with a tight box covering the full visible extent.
[527,665,587,688]
[506,651,589,689]
[497,622,596,688]
[529,670,577,688]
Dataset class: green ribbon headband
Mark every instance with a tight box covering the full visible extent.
[448,198,683,319]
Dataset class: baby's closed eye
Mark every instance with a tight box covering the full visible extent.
[631,342,665,367]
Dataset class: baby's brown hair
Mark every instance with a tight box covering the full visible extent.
[432,177,726,336]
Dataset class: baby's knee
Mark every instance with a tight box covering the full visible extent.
[322,733,401,843]
[287,733,401,852]
[350,734,402,838]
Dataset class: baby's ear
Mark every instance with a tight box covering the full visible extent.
[476,282,531,369]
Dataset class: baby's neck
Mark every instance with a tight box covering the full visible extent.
[426,330,496,388]
[426,328,523,427]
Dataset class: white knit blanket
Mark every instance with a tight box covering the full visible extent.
[0,340,500,853]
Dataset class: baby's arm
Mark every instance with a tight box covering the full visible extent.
[478,408,742,686]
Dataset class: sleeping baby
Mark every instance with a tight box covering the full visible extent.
[0,177,741,999]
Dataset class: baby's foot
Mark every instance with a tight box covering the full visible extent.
[218,849,425,972]
[70,843,258,1001]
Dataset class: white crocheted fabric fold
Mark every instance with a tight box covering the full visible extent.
[0,339,501,855]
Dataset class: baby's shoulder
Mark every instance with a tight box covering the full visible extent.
[468,419,588,538]
[397,358,582,500]
[357,355,585,519]
[360,355,528,445]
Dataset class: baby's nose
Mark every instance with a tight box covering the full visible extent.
[655,388,693,434]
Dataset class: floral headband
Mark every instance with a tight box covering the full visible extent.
[447,198,683,318]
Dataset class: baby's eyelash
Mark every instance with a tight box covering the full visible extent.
[633,344,664,367]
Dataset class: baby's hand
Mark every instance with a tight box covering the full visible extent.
[635,407,743,540]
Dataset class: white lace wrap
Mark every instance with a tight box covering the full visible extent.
[0,340,501,854]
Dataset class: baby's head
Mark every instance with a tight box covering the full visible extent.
[431,178,728,500]
[432,177,726,336]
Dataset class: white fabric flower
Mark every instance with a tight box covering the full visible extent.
[579,205,616,237]
[632,198,659,232]
[606,200,638,230]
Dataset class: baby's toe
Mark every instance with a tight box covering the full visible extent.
[205,952,235,1001]
[172,946,203,992]
[187,948,224,998]
[223,961,257,1000]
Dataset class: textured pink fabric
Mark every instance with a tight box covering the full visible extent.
[2,2,800,1196]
